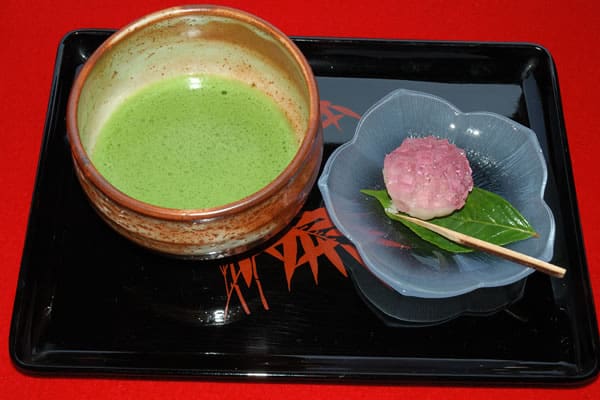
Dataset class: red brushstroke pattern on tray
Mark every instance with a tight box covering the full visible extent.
[219,207,362,316]
[320,100,361,130]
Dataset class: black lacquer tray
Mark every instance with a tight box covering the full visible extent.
[9,30,600,384]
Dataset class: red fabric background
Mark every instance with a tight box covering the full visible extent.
[1,0,599,398]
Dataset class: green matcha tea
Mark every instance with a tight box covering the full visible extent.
[91,75,299,209]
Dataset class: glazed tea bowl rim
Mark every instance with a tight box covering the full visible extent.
[66,4,320,221]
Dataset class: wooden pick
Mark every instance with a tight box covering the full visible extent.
[396,214,566,278]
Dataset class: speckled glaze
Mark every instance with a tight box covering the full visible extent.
[67,5,322,258]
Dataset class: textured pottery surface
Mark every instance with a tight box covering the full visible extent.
[67,5,322,258]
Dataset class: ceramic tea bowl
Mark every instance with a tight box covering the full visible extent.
[67,5,322,258]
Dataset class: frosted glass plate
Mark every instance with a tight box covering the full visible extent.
[318,89,556,298]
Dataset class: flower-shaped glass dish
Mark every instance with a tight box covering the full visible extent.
[318,89,555,299]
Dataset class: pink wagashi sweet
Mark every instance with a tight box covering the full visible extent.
[383,136,473,220]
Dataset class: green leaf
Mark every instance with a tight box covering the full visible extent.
[361,188,537,253]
